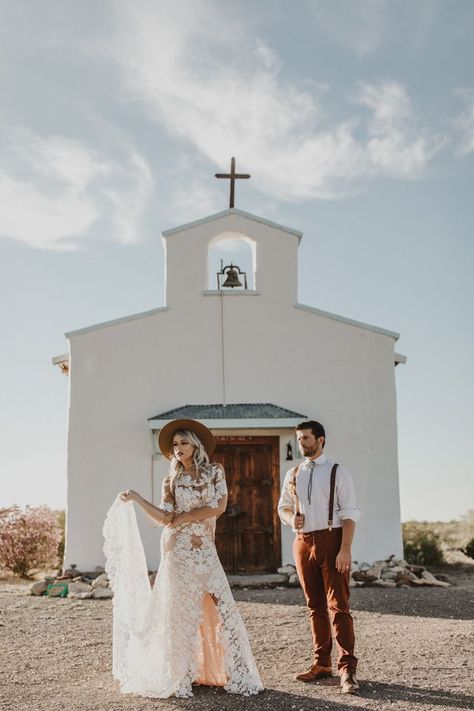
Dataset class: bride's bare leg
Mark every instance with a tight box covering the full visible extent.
[195,593,227,687]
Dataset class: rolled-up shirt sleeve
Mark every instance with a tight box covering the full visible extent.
[278,470,296,528]
[336,466,361,522]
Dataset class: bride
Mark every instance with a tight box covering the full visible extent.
[102,418,263,699]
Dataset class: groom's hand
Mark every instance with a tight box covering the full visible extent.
[293,513,305,530]
[335,545,352,574]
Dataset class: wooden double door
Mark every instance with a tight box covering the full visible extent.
[213,436,281,574]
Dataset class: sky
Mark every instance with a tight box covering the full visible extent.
[0,0,473,522]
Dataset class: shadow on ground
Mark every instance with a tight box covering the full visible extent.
[234,577,474,620]
[361,680,474,709]
[166,679,474,710]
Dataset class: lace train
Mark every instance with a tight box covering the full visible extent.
[103,494,263,698]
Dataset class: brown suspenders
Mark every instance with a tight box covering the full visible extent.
[327,463,338,531]
[291,462,338,530]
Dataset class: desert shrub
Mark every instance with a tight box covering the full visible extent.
[463,537,474,559]
[402,522,444,566]
[0,505,62,577]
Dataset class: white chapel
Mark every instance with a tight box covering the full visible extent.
[53,190,406,572]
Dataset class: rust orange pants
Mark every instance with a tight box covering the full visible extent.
[293,527,357,672]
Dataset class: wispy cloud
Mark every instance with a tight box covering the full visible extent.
[358,82,444,177]
[453,89,474,155]
[306,0,438,58]
[105,1,442,202]
[0,128,153,250]
[309,0,389,56]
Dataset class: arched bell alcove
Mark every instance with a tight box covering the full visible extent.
[207,231,256,291]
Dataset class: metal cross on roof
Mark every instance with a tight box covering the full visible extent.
[215,157,250,208]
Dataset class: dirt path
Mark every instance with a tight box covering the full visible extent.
[0,570,473,711]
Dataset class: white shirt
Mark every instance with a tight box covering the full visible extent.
[278,452,361,532]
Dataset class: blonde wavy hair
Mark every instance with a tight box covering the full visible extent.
[169,429,211,494]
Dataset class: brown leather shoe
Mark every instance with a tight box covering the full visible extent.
[340,670,360,694]
[294,663,333,682]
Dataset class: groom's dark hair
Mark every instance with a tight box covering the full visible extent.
[296,420,326,448]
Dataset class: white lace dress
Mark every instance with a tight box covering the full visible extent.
[103,464,263,698]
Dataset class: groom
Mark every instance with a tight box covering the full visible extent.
[278,420,361,695]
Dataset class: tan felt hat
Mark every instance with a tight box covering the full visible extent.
[158,418,216,460]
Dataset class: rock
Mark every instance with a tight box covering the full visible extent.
[421,571,450,587]
[68,591,93,599]
[277,565,296,575]
[358,561,370,571]
[407,565,425,576]
[435,573,450,583]
[68,581,93,594]
[288,573,300,587]
[148,572,157,587]
[365,564,384,579]
[29,580,48,596]
[349,578,357,587]
[352,571,377,583]
[91,573,109,589]
[64,566,82,577]
[389,566,407,573]
[81,573,99,583]
[410,578,428,586]
[381,570,398,581]
[395,570,416,584]
[92,587,113,599]
[396,575,413,587]
[393,559,409,568]
[81,568,105,581]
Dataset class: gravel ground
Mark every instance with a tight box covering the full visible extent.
[0,569,473,711]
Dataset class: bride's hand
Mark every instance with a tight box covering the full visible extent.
[119,489,140,503]
[167,512,184,528]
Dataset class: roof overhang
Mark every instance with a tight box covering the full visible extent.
[148,403,306,429]
[148,417,303,431]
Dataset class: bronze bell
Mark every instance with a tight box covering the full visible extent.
[222,265,243,288]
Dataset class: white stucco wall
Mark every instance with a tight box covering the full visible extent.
[62,210,403,571]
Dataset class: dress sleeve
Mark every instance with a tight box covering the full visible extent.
[160,474,175,514]
[207,464,228,509]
